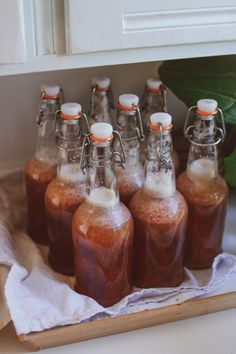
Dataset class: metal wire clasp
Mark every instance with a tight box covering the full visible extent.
[79,130,126,172]
[90,85,115,114]
[184,105,226,144]
[79,133,91,173]
[117,103,145,142]
[112,130,126,169]
[161,84,168,113]
[36,108,44,127]
[135,105,145,142]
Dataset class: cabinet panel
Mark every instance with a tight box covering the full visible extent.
[65,0,236,54]
[0,0,26,64]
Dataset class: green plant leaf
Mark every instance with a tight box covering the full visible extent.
[225,149,236,187]
[158,55,236,125]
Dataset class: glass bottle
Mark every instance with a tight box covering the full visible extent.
[141,78,180,174]
[115,94,145,206]
[25,84,62,245]
[129,113,188,288]
[141,78,167,135]
[88,76,115,126]
[72,123,133,307]
[177,99,228,269]
[183,98,226,176]
[45,103,89,275]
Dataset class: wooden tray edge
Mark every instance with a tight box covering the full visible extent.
[17,291,236,351]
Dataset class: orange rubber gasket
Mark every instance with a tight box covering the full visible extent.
[117,103,139,111]
[149,123,173,131]
[42,94,59,100]
[60,113,82,120]
[90,134,114,143]
[196,108,218,116]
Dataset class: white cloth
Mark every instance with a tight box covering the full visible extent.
[1,171,236,335]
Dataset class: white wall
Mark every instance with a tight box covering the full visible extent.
[0,61,186,170]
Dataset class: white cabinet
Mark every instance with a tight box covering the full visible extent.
[1,0,236,76]
[0,0,26,64]
[65,0,236,53]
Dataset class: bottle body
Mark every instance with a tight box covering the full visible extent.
[115,137,144,206]
[130,188,187,288]
[177,163,228,269]
[45,170,86,275]
[25,157,56,245]
[72,195,133,307]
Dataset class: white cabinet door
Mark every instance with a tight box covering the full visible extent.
[64,0,236,54]
[0,0,26,64]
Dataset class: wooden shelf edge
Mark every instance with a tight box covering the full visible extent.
[17,291,236,351]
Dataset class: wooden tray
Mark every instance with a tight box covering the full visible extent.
[18,290,236,351]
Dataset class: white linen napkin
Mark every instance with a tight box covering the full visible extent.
[1,170,236,335]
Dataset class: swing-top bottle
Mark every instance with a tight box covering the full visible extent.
[72,123,133,307]
[177,99,228,269]
[25,84,62,245]
[129,113,188,288]
[45,103,89,275]
[115,94,145,206]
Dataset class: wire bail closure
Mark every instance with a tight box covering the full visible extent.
[117,103,145,142]
[141,83,167,113]
[184,105,226,146]
[90,85,115,115]
[36,108,44,127]
[112,130,126,169]
[79,130,126,172]
[54,110,90,151]
[36,89,64,127]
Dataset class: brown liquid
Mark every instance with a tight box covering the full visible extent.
[72,201,133,307]
[172,130,224,176]
[45,178,86,275]
[177,172,228,269]
[172,149,180,177]
[129,189,188,288]
[25,157,56,245]
[115,163,144,207]
[117,170,144,206]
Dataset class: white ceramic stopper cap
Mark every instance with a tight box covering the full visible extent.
[61,103,82,116]
[197,99,218,113]
[150,112,172,127]
[44,84,60,97]
[119,94,139,107]
[91,123,113,140]
[146,78,162,90]
[91,76,111,89]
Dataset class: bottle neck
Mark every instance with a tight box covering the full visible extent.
[144,129,176,198]
[56,120,85,183]
[187,115,218,182]
[86,140,119,208]
[35,99,60,164]
[142,90,165,111]
[90,90,114,114]
[116,109,141,167]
